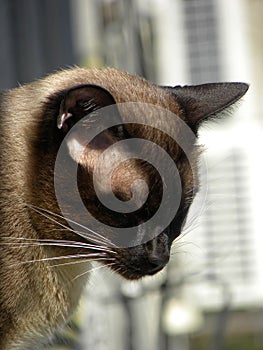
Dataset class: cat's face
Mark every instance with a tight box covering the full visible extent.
[29,69,248,280]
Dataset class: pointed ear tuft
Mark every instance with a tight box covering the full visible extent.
[57,84,116,132]
[163,82,249,130]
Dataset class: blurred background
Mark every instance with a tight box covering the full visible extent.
[1,0,263,349]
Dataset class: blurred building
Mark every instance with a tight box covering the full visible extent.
[70,1,263,350]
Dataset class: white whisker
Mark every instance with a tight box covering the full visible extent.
[0,237,116,254]
[72,262,116,282]
[9,253,108,267]
[50,257,115,269]
[27,204,116,247]
[173,241,202,251]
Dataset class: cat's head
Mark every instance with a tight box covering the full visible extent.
[30,69,248,280]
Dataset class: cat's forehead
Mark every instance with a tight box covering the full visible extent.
[42,67,183,117]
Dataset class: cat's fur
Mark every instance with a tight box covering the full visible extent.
[0,67,248,349]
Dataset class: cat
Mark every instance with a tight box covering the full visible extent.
[0,67,248,349]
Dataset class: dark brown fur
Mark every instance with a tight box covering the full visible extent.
[0,67,248,349]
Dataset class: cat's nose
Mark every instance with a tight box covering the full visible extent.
[147,253,170,274]
[145,232,170,274]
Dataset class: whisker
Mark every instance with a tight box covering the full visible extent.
[0,237,116,254]
[9,253,109,267]
[50,226,112,247]
[33,208,111,244]
[206,154,235,172]
[72,262,116,282]
[50,257,115,269]
[31,226,110,247]
[177,210,204,240]
[27,205,106,246]
[27,204,116,247]
[1,236,89,246]
[27,206,93,241]
[180,219,202,237]
[70,229,112,247]
[173,241,203,251]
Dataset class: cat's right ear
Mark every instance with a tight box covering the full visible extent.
[57,84,116,133]
[162,82,249,132]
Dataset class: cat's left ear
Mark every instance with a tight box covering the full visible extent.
[163,82,249,132]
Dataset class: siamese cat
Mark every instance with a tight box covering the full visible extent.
[0,67,248,349]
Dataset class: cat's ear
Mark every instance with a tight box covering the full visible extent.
[57,84,116,133]
[57,85,117,163]
[163,82,249,131]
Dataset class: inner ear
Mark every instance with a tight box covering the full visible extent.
[57,84,116,132]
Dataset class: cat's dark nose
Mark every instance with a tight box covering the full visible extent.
[147,253,170,274]
[146,233,170,274]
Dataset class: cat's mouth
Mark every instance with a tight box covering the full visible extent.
[110,258,169,280]
[107,234,171,280]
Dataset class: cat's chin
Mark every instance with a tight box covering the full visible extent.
[110,263,166,280]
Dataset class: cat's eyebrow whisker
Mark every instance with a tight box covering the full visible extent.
[27,204,116,247]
